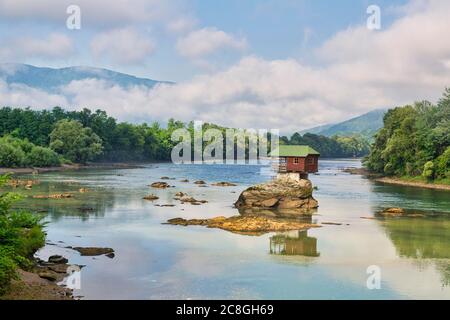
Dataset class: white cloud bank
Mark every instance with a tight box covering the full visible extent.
[1,0,450,132]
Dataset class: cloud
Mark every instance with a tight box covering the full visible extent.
[90,28,155,65]
[166,16,197,34]
[0,0,181,28]
[0,80,69,107]
[176,27,247,59]
[1,0,450,134]
[0,33,74,60]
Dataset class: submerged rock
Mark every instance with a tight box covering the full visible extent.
[149,181,171,188]
[73,247,114,256]
[33,193,73,199]
[234,177,318,216]
[194,180,206,185]
[376,207,426,218]
[166,215,320,235]
[143,194,159,201]
[212,182,237,187]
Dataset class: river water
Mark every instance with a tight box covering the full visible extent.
[11,159,450,299]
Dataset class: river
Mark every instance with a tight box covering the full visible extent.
[11,159,450,299]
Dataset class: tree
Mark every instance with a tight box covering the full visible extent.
[25,146,60,167]
[0,143,25,168]
[50,119,103,163]
[365,89,450,182]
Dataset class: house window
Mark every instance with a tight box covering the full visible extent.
[293,157,299,164]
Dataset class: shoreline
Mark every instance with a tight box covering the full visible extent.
[0,268,73,300]
[0,162,145,175]
[342,167,450,191]
[374,177,450,191]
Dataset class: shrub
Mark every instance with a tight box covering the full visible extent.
[422,161,434,181]
[0,175,45,295]
[0,253,16,295]
[0,143,25,167]
[25,146,60,167]
[435,147,450,179]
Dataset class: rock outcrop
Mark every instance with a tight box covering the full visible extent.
[234,177,318,216]
[166,216,319,235]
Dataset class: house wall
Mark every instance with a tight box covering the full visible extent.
[286,155,319,173]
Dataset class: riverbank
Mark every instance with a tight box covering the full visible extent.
[0,162,144,175]
[374,177,450,191]
[0,268,72,300]
[342,167,450,191]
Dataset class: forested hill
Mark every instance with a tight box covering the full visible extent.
[364,89,450,184]
[0,63,171,92]
[300,109,386,138]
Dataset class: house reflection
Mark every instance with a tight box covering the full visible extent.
[270,230,320,257]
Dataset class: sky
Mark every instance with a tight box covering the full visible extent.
[0,0,449,132]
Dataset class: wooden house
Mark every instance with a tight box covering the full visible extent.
[270,145,320,178]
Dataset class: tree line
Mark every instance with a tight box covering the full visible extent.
[364,89,450,183]
[0,106,372,168]
[280,132,370,158]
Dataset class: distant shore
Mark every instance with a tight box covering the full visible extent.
[342,167,450,191]
[374,177,450,191]
[0,162,144,175]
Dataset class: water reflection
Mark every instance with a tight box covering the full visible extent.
[270,230,320,257]
[381,217,450,286]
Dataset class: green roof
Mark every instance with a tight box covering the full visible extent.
[269,145,320,157]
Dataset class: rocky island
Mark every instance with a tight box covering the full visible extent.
[234,176,318,217]
[166,176,320,234]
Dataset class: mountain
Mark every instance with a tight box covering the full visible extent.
[0,63,171,92]
[299,109,387,138]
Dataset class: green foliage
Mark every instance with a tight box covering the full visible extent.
[422,161,434,181]
[365,89,450,182]
[0,175,45,294]
[50,119,103,163]
[0,135,60,168]
[25,146,61,167]
[0,142,25,167]
[280,132,370,158]
[435,147,450,179]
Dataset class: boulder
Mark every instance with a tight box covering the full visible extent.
[194,180,206,185]
[48,255,68,264]
[234,178,318,216]
[38,271,59,282]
